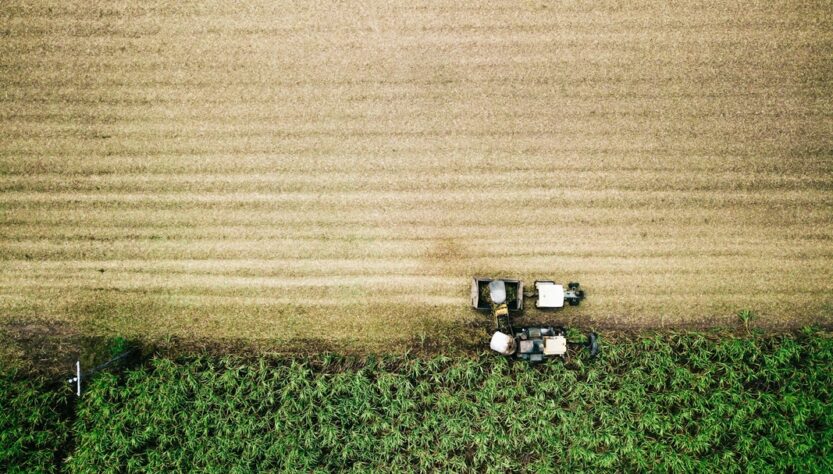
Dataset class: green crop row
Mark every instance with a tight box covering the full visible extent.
[3,332,833,473]
[0,372,71,474]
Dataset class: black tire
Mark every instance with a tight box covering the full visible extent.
[568,282,580,290]
[587,332,600,359]
[576,290,585,300]
[568,298,580,306]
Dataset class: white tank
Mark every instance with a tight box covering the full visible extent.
[488,280,506,304]
[490,331,516,355]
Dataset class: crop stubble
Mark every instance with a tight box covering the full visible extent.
[1,1,832,346]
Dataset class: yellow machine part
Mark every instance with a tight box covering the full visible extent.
[493,303,510,331]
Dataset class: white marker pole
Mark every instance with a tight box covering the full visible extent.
[68,361,81,396]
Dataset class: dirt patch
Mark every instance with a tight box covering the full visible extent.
[4,313,831,378]
[424,239,465,262]
[0,320,140,378]
[0,316,488,376]
[1,321,82,376]
[421,238,471,276]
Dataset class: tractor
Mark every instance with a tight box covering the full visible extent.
[471,277,598,362]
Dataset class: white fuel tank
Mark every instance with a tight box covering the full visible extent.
[490,331,516,355]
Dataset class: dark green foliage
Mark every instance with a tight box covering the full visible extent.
[0,373,71,474]
[108,337,129,358]
[65,334,833,473]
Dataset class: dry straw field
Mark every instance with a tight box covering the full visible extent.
[1,1,832,348]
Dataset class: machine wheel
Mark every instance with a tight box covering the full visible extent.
[568,282,580,290]
[576,290,585,300]
[568,298,580,306]
[587,332,600,359]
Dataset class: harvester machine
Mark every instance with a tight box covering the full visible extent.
[471,277,598,362]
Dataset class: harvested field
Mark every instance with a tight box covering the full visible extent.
[1,1,832,347]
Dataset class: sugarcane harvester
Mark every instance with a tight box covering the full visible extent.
[471,277,598,362]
